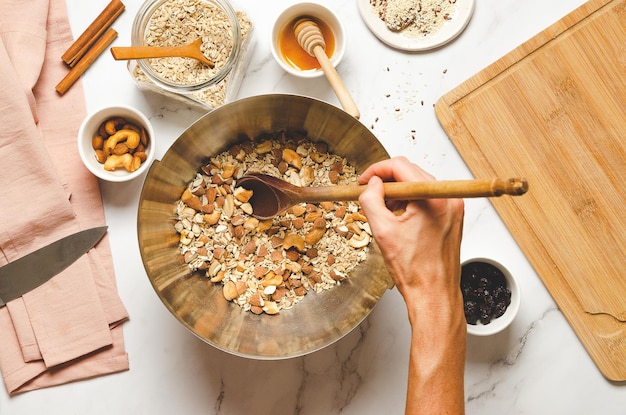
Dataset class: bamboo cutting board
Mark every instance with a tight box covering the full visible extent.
[436,0,626,380]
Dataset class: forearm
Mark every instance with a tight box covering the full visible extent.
[404,290,467,415]
[356,157,466,413]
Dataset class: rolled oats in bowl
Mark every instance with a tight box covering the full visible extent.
[174,131,372,315]
[129,0,254,110]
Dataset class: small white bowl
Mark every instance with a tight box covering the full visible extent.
[78,105,155,182]
[270,2,345,78]
[461,258,520,336]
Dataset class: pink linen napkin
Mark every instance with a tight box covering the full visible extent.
[0,0,129,395]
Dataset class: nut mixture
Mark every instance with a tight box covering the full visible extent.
[370,0,456,36]
[92,116,149,172]
[132,0,252,108]
[174,132,372,315]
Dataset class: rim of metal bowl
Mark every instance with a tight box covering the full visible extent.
[137,94,393,359]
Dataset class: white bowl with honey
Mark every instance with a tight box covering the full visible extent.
[270,2,345,78]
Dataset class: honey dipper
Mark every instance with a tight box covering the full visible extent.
[293,18,360,119]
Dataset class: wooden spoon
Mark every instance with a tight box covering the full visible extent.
[110,38,215,68]
[237,172,528,220]
[293,18,360,119]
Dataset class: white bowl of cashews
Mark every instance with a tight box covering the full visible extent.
[78,105,155,182]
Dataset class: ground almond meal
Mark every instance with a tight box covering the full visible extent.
[174,132,372,315]
[370,0,457,37]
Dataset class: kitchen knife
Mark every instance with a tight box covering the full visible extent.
[0,226,108,307]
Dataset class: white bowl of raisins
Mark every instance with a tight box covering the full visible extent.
[461,258,520,336]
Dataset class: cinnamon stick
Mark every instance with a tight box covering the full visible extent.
[62,0,125,67]
[56,28,118,95]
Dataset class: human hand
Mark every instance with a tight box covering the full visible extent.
[358,156,465,313]
[359,157,467,414]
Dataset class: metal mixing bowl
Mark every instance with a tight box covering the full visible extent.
[137,94,393,359]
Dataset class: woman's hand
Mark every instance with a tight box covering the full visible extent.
[358,156,465,305]
[358,156,467,415]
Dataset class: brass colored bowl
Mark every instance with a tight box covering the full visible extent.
[137,94,392,359]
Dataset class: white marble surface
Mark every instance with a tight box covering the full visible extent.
[3,0,626,413]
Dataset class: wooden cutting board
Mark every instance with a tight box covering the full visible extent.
[436,0,626,380]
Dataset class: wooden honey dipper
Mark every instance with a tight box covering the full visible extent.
[293,18,360,119]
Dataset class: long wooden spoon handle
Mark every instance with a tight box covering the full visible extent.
[382,178,529,199]
[110,39,214,67]
[301,178,529,202]
[111,45,186,60]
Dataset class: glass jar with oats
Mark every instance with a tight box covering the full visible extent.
[129,0,254,110]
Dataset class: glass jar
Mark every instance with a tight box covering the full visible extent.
[129,0,255,111]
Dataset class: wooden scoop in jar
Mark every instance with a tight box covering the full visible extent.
[110,38,215,67]
[293,18,360,119]
[237,172,529,220]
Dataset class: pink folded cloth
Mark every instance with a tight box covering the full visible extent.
[0,0,129,395]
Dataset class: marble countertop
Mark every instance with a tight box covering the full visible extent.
[3,0,626,413]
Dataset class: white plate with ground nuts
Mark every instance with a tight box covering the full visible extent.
[358,0,475,51]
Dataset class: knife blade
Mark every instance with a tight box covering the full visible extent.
[0,226,108,307]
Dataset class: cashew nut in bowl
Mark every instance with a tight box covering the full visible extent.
[80,109,153,181]
[121,123,149,146]
[94,149,107,164]
[103,116,126,135]
[104,153,141,172]
[103,129,141,155]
